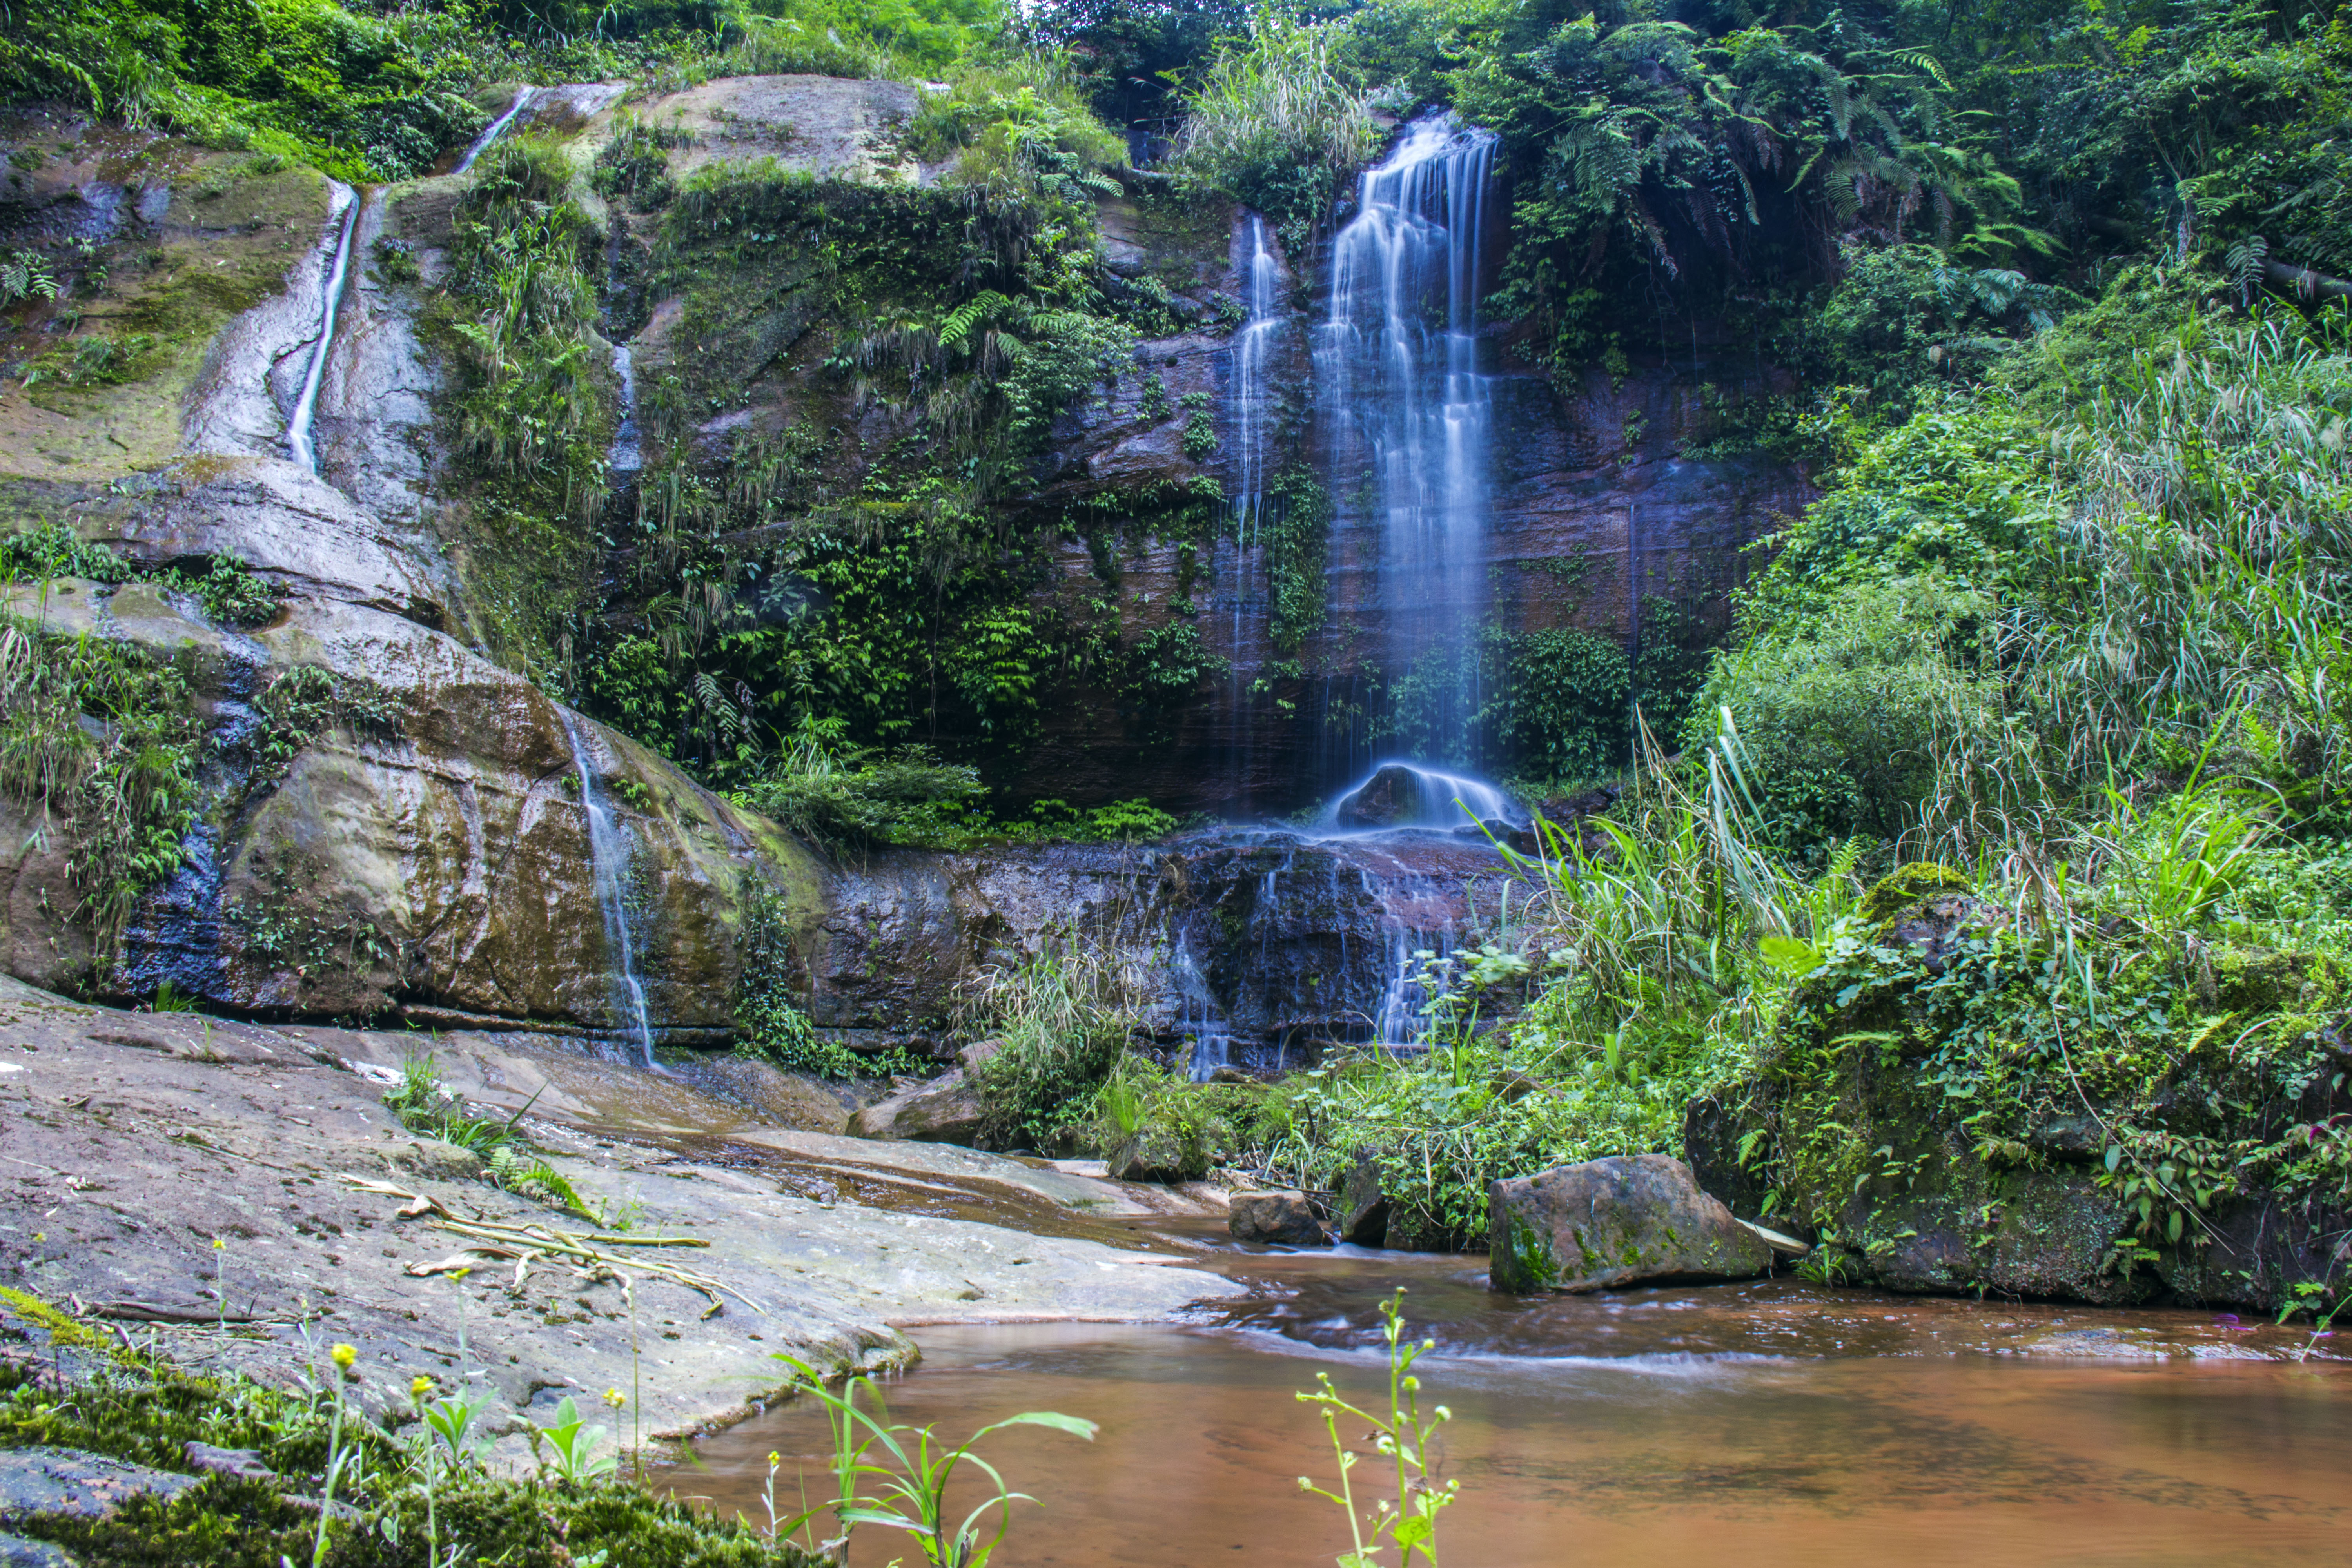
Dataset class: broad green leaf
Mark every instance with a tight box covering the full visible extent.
[988,1412,1098,1440]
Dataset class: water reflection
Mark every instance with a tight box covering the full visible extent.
[675,1250,2348,1566]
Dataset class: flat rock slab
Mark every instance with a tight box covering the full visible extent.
[0,1533,79,1568]
[0,1447,199,1521]
[1490,1154,1772,1294]
[0,981,1239,1459]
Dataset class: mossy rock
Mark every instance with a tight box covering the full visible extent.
[1860,862,1974,924]
[2212,946,2341,1013]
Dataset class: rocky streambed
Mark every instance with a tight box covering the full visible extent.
[0,975,1240,1458]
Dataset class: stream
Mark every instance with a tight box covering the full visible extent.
[675,1238,2351,1564]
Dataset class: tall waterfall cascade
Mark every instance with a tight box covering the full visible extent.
[1316,116,1498,770]
[608,342,642,476]
[559,713,659,1069]
[1223,217,1284,809]
[284,183,359,473]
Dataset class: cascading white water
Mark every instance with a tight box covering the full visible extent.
[1316,115,1497,764]
[456,87,539,172]
[1220,217,1284,811]
[285,185,359,473]
[1232,217,1281,538]
[559,713,658,1069]
[1170,934,1234,1082]
[608,342,642,475]
[1322,760,1521,833]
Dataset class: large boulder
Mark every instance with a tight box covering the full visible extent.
[1489,1154,1773,1294]
[846,1070,985,1144]
[1229,1190,1327,1247]
[1107,1119,1209,1183]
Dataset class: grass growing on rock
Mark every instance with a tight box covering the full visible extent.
[0,1313,822,1567]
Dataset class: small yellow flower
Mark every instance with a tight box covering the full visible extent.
[411,1375,434,1398]
[211,1236,227,1250]
[603,1387,626,1410]
[448,1267,471,1283]
[768,1451,780,1467]
[29,1233,41,1243]
[331,1343,357,1371]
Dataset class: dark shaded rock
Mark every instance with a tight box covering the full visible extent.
[1382,1207,1460,1253]
[0,1535,78,1568]
[1489,1154,1772,1294]
[2025,1114,2104,1159]
[1229,1190,1327,1247]
[845,1070,984,1144]
[1681,1094,1773,1222]
[1338,1149,1390,1245]
[1107,1121,1207,1183]
[1335,765,1414,828]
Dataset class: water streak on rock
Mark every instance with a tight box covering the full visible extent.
[284,184,359,473]
[559,711,658,1069]
[456,87,540,172]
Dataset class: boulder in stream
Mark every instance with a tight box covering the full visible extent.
[846,1069,985,1144]
[1229,1190,1327,1247]
[1489,1154,1773,1294]
[1107,1121,1209,1183]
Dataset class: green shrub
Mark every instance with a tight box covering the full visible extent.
[966,943,1142,1149]
[1688,575,1999,853]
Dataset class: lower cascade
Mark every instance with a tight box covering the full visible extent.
[559,711,657,1069]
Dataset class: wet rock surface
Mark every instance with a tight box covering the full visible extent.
[809,830,1508,1062]
[1227,1191,1325,1247]
[845,1071,985,1143]
[0,978,1238,1455]
[1489,1154,1773,1294]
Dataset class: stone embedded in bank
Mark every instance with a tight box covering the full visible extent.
[845,1069,985,1144]
[1488,1154,1773,1294]
[1228,1189,1327,1247]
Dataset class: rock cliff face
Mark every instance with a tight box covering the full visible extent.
[0,107,822,1033]
[805,831,1509,1062]
[0,83,1800,1041]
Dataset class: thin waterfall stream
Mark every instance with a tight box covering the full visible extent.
[284,183,359,473]
[456,86,539,172]
[559,713,658,1069]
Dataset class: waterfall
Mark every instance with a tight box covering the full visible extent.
[558,713,658,1069]
[1316,116,1497,768]
[608,342,642,475]
[285,185,359,473]
[456,86,539,172]
[1171,935,1234,1082]
[1323,760,1520,833]
[1225,217,1283,813]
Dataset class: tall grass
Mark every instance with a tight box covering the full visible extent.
[1171,11,1376,250]
[1927,318,2352,855]
[961,941,1149,1149]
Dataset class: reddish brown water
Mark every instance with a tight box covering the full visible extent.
[675,1246,2351,1566]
